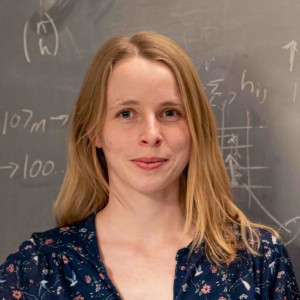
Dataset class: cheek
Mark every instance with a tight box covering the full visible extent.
[178,125,191,147]
[101,130,135,153]
[170,126,191,155]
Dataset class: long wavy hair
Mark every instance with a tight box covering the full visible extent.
[53,31,277,265]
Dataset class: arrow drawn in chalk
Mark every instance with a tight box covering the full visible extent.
[282,40,299,72]
[225,154,241,186]
[228,134,238,146]
[0,163,19,178]
[49,115,69,126]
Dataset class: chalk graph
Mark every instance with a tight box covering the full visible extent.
[217,103,300,245]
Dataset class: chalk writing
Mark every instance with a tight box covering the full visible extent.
[1,110,69,135]
[217,106,300,245]
[243,185,292,234]
[281,217,300,245]
[282,40,298,72]
[49,115,69,126]
[219,110,270,190]
[0,155,56,179]
[205,79,237,107]
[228,92,237,105]
[293,82,297,102]
[206,78,223,105]
[205,57,215,71]
[241,69,267,104]
[23,13,59,63]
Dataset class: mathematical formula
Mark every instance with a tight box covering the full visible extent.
[204,69,268,106]
[23,13,59,63]
[1,109,69,135]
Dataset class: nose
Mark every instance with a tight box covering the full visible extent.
[139,116,163,146]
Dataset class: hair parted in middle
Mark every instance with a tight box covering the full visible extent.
[54,31,277,265]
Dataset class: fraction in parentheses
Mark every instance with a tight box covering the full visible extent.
[23,13,59,63]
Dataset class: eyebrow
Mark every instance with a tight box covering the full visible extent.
[112,99,184,108]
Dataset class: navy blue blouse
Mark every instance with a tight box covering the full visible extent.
[0,213,299,299]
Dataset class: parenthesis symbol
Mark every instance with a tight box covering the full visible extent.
[45,13,59,56]
[23,21,31,63]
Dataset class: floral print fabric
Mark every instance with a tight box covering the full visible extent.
[0,213,299,299]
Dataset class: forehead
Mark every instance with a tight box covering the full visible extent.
[106,57,182,104]
[110,56,177,84]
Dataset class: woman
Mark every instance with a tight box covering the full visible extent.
[0,31,299,299]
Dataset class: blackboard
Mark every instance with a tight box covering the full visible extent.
[1,0,299,282]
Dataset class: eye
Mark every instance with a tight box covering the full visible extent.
[161,109,180,119]
[118,110,134,119]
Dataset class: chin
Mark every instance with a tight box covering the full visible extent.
[134,181,179,196]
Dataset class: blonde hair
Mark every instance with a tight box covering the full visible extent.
[54,31,277,265]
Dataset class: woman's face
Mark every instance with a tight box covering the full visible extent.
[95,56,191,197]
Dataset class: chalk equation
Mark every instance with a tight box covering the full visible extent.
[204,69,267,107]
[0,154,61,180]
[204,51,300,245]
[1,109,69,135]
[241,70,267,104]
[205,78,237,107]
[23,12,59,63]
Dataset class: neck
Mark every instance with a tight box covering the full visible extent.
[95,185,191,249]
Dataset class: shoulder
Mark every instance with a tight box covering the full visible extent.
[234,227,299,297]
[234,226,287,257]
[0,213,104,298]
[256,227,282,253]
[255,228,290,262]
[1,213,96,267]
[238,227,293,269]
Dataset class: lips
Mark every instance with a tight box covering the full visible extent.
[131,157,168,170]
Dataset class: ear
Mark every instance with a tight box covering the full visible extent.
[94,134,102,148]
[88,131,102,149]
